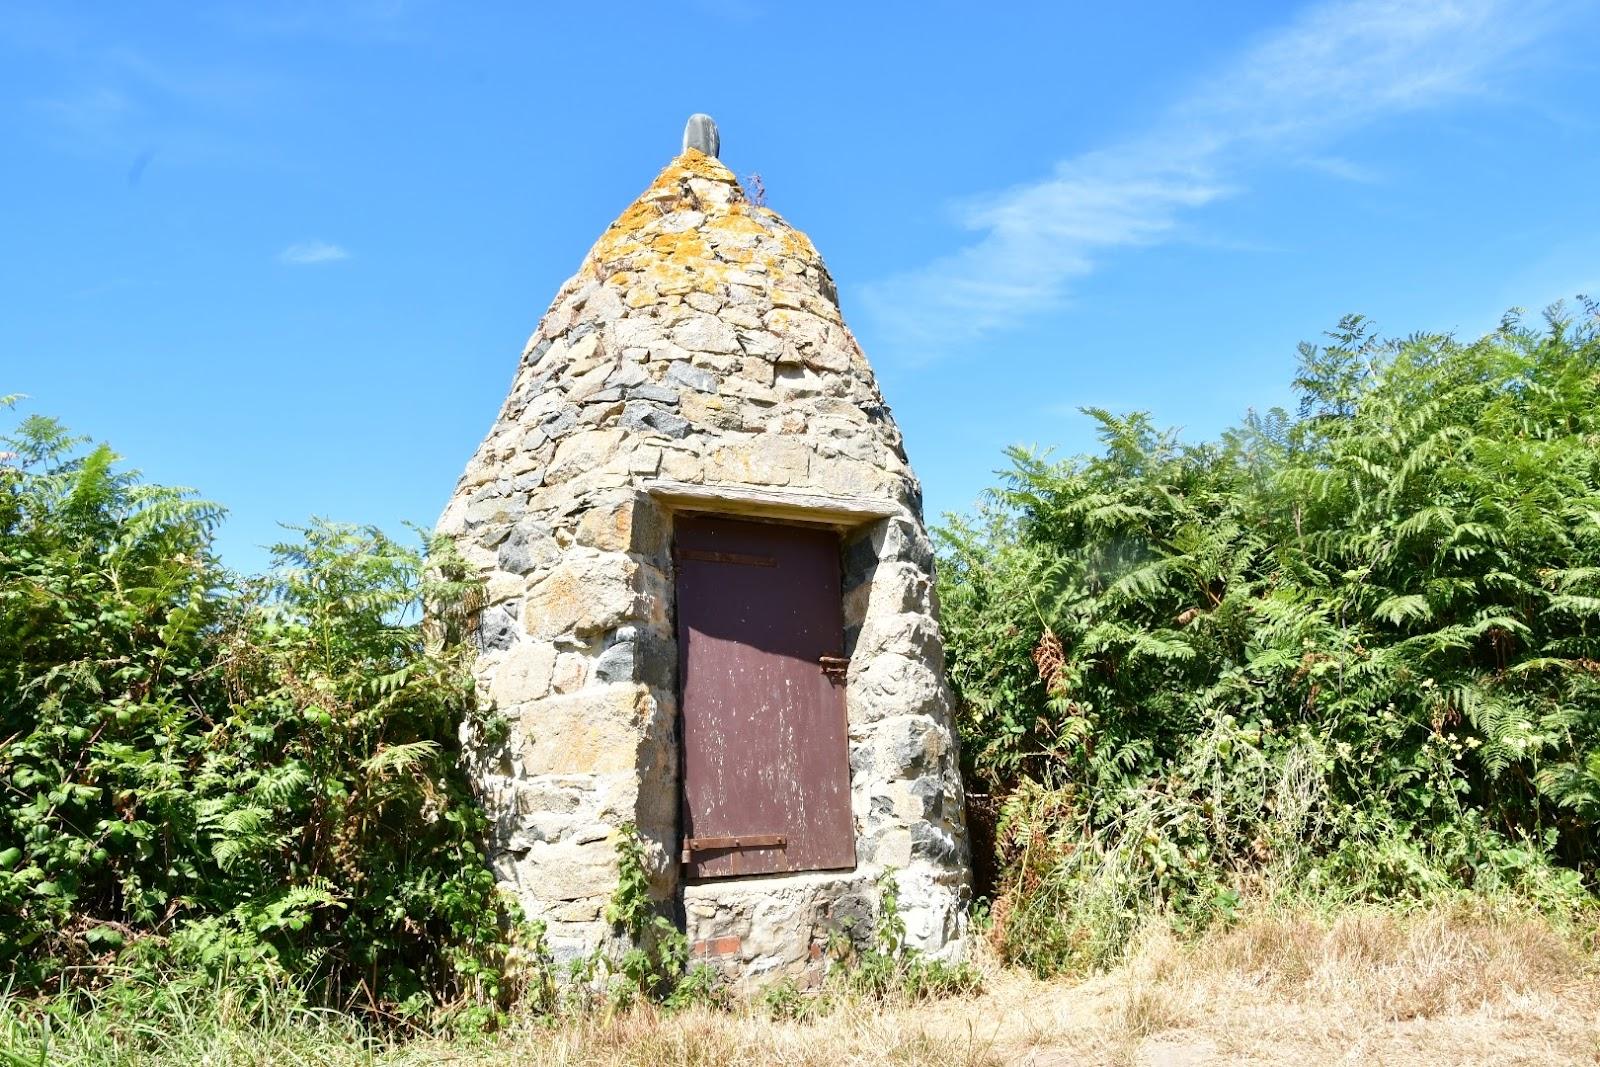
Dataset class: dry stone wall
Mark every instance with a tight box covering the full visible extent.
[439,148,970,979]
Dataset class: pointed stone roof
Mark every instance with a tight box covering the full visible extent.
[445,146,920,527]
[580,149,838,323]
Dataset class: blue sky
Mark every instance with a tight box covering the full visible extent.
[5,1,1599,573]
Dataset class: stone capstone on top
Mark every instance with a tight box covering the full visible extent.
[682,113,720,158]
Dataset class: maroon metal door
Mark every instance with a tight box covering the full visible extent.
[675,514,856,878]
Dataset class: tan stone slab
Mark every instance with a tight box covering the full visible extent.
[642,478,903,528]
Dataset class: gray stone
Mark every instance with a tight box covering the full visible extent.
[842,524,883,588]
[636,628,678,693]
[682,113,720,158]
[665,362,717,393]
[593,636,636,684]
[626,383,680,404]
[496,532,534,576]
[476,524,512,550]
[911,822,961,865]
[476,605,518,652]
[539,407,579,440]
[880,715,943,777]
[820,891,874,946]
[909,773,948,822]
[619,401,692,439]
[606,362,650,389]
[497,525,554,575]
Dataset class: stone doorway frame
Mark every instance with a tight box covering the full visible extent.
[640,480,942,978]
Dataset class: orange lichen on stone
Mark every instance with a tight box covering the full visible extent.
[580,156,733,271]
[649,230,711,260]
[779,227,820,263]
[567,149,837,310]
[706,212,768,239]
[607,199,667,237]
[674,148,738,183]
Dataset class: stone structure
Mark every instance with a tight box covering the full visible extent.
[439,118,970,982]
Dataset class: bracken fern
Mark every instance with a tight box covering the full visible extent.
[940,305,1600,973]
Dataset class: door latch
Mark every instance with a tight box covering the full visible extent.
[818,655,850,682]
[681,833,786,864]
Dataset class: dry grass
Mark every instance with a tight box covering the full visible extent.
[384,1006,1001,1067]
[922,902,1600,1066]
[7,905,1596,1066]
[371,904,1598,1067]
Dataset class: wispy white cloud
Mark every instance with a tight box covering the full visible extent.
[1296,155,1385,184]
[279,241,350,265]
[860,0,1561,355]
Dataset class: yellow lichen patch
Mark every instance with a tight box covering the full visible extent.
[581,158,728,267]
[649,230,710,261]
[608,198,666,236]
[569,149,839,305]
[675,149,738,185]
[759,253,799,276]
[778,227,820,264]
[705,211,769,239]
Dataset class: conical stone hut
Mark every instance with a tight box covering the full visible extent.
[439,116,971,981]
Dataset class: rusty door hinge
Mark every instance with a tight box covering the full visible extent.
[681,833,786,864]
[819,655,850,682]
[673,547,776,567]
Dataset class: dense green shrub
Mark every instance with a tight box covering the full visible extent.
[939,307,1600,973]
[0,399,518,1020]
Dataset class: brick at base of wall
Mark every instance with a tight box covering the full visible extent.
[692,935,742,958]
